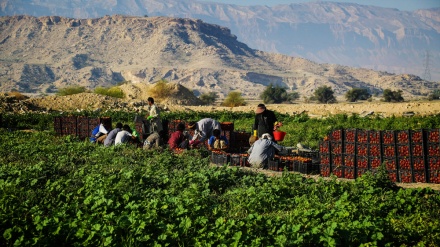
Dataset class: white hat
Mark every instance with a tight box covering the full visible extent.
[261,133,273,140]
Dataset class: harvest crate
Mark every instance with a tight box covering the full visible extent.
[369,156,381,169]
[319,141,330,154]
[357,130,369,143]
[396,130,410,144]
[268,159,280,171]
[230,154,241,166]
[298,161,319,174]
[331,166,344,178]
[382,130,396,144]
[426,129,440,143]
[357,156,369,169]
[382,144,396,157]
[369,143,381,157]
[410,129,424,143]
[368,130,381,144]
[397,144,410,157]
[320,154,330,166]
[344,166,355,179]
[411,143,424,157]
[320,164,331,177]
[331,154,343,167]
[428,157,440,170]
[345,142,355,155]
[211,152,229,166]
[398,157,411,170]
[413,170,427,183]
[356,168,369,178]
[399,170,413,183]
[344,129,357,143]
[427,143,440,157]
[330,129,343,142]
[384,157,397,170]
[428,170,440,184]
[331,142,343,154]
[412,156,426,171]
[356,143,368,156]
[344,154,355,167]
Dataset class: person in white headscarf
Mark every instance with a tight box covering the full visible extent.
[247,133,285,169]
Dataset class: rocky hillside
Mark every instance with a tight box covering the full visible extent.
[1,0,439,81]
[0,15,438,99]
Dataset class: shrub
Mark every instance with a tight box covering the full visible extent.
[199,92,218,105]
[428,90,440,101]
[260,83,299,104]
[311,86,337,103]
[149,79,171,99]
[222,91,246,107]
[94,86,125,98]
[383,89,404,102]
[7,91,28,100]
[56,85,86,96]
[345,88,371,102]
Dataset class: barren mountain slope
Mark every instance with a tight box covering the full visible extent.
[0,15,438,100]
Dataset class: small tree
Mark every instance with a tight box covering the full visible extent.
[149,79,171,99]
[199,92,218,105]
[222,91,246,107]
[56,85,86,96]
[428,89,440,101]
[94,86,125,98]
[383,89,404,102]
[345,88,371,102]
[311,86,337,103]
[260,83,299,104]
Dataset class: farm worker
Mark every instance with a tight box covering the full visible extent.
[208,129,229,151]
[104,122,123,147]
[247,133,285,169]
[253,103,279,139]
[90,123,109,144]
[143,130,165,150]
[168,122,192,150]
[114,124,135,145]
[145,97,163,134]
[188,118,222,147]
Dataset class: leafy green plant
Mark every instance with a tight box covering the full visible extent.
[260,83,299,104]
[56,85,86,96]
[311,85,337,103]
[222,91,246,107]
[428,89,440,101]
[382,89,404,102]
[345,88,371,102]
[94,86,125,98]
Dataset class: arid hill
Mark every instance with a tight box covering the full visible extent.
[0,15,438,100]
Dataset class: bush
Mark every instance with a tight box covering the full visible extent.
[383,89,404,102]
[311,86,337,103]
[149,79,171,99]
[7,91,28,100]
[94,86,125,98]
[260,83,299,104]
[56,85,86,96]
[222,91,246,107]
[428,90,440,101]
[345,88,371,102]
[199,92,218,105]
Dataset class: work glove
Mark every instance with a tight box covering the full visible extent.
[147,116,153,120]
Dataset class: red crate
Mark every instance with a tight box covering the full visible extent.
[357,130,368,143]
[344,142,355,155]
[413,170,427,183]
[321,164,331,177]
[357,168,369,178]
[396,130,410,144]
[368,130,381,144]
[428,143,440,157]
[411,143,424,157]
[382,144,396,157]
[427,129,440,143]
[382,130,395,144]
[369,156,381,169]
[356,143,368,156]
[330,129,343,142]
[428,157,440,170]
[319,141,330,154]
[397,144,410,157]
[331,166,344,178]
[331,154,343,167]
[372,169,398,183]
[398,157,411,170]
[357,156,369,169]
[331,142,343,154]
[384,157,397,170]
[220,122,234,132]
[429,170,440,184]
[410,129,424,143]
[345,129,357,143]
[320,154,330,166]
[412,157,426,170]
[344,155,355,167]
[369,144,381,157]
[268,159,280,171]
[399,170,413,183]
[344,166,355,179]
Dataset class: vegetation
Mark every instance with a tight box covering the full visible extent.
[345,88,371,102]
[56,85,87,96]
[6,91,28,100]
[94,86,125,98]
[222,91,246,107]
[149,79,171,99]
[260,84,299,104]
[199,92,218,105]
[311,85,337,103]
[428,89,440,101]
[383,89,404,102]
[1,129,440,246]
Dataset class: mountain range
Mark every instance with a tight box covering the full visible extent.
[1,0,439,82]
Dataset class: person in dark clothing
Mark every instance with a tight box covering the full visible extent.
[168,123,192,150]
[253,104,278,138]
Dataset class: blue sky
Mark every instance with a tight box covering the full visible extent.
[197,0,440,11]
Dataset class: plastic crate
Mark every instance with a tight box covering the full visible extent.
[299,161,319,174]
[320,164,331,177]
[356,168,369,178]
[428,170,440,184]
[398,157,411,170]
[413,170,427,183]
[345,142,355,155]
[331,154,343,167]
[396,130,410,144]
[412,156,426,171]
[410,129,424,143]
[369,143,381,157]
[240,155,249,167]
[356,143,368,156]
[357,130,369,143]
[319,141,330,154]
[382,144,396,158]
[370,168,398,182]
[368,130,381,144]
[369,156,381,169]
[211,152,229,166]
[320,154,330,166]
[230,154,241,166]
[331,142,343,154]
[330,129,343,142]
[428,156,440,170]
[384,157,397,170]
[344,155,355,167]
[382,130,396,144]
[344,166,355,179]
[411,143,424,157]
[357,156,369,169]
[331,166,344,178]
[399,170,413,183]
[344,129,357,143]
[268,159,280,171]
[427,143,440,157]
[426,129,440,143]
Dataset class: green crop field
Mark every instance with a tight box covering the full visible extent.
[1,111,440,246]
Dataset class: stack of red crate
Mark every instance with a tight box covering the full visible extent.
[410,130,427,182]
[344,129,357,179]
[427,129,440,183]
[319,140,331,177]
[356,129,369,178]
[330,129,344,178]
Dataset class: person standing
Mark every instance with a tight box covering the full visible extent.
[188,118,222,147]
[146,97,163,134]
[247,133,285,169]
[253,103,278,138]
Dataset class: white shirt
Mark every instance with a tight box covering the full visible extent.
[114,130,132,145]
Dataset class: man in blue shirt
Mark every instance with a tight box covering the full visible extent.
[208,129,229,151]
